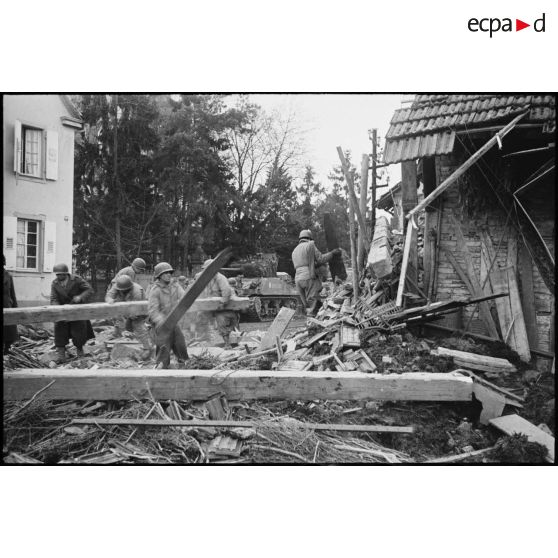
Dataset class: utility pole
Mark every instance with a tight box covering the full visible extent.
[369,128,378,237]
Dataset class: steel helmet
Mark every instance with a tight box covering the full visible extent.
[154,262,174,279]
[132,258,146,271]
[115,274,133,291]
[178,275,187,282]
[299,229,313,240]
[202,259,214,270]
[53,263,69,274]
[228,277,237,286]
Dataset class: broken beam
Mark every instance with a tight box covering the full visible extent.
[71,418,415,434]
[3,297,251,326]
[407,112,527,219]
[4,370,473,402]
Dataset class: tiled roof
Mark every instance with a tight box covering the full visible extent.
[384,94,555,164]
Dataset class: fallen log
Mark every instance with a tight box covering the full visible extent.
[431,347,517,373]
[4,369,473,402]
[3,297,251,326]
[71,418,415,434]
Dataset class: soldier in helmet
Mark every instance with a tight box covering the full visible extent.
[50,263,95,362]
[147,262,189,367]
[292,229,340,317]
[108,257,147,291]
[177,275,189,290]
[105,274,152,359]
[193,259,238,349]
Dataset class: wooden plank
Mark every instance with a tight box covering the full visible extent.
[424,446,496,464]
[473,383,507,424]
[258,307,296,351]
[489,266,515,348]
[357,154,370,271]
[517,242,538,349]
[505,265,531,362]
[431,347,516,372]
[4,369,474,402]
[3,297,250,326]
[407,112,527,219]
[396,222,416,307]
[72,417,415,434]
[489,415,554,463]
[449,215,500,338]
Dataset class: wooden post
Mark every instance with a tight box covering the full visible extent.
[357,154,369,271]
[396,223,416,307]
[347,171,359,302]
[336,147,370,253]
[407,112,527,219]
[518,241,538,350]
[370,129,378,239]
[401,160,419,294]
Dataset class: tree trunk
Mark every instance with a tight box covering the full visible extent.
[113,94,122,269]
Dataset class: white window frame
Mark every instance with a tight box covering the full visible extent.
[16,218,41,272]
[20,125,44,178]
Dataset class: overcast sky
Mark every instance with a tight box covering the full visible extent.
[249,93,408,195]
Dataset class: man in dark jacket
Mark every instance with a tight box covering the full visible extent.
[3,254,19,353]
[50,263,95,362]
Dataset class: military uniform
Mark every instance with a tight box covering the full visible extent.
[50,274,95,350]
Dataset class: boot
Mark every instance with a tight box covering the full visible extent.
[55,346,67,363]
[76,346,85,358]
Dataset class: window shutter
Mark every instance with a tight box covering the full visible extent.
[46,130,59,180]
[3,216,17,269]
[14,120,22,173]
[43,221,56,272]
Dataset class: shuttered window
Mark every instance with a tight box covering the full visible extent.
[16,218,40,270]
[21,126,43,177]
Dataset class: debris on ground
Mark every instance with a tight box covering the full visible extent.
[2,278,554,464]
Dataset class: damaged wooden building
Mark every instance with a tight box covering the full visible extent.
[379,94,555,371]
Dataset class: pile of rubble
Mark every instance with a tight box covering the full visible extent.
[3,281,555,464]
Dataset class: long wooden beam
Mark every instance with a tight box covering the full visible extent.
[3,297,251,326]
[4,369,473,402]
[71,418,415,434]
[406,112,527,219]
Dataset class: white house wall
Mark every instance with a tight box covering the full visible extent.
[3,95,78,306]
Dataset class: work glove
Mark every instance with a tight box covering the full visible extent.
[333,248,342,256]
[71,295,82,304]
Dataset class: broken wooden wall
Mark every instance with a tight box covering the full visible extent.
[430,153,555,370]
